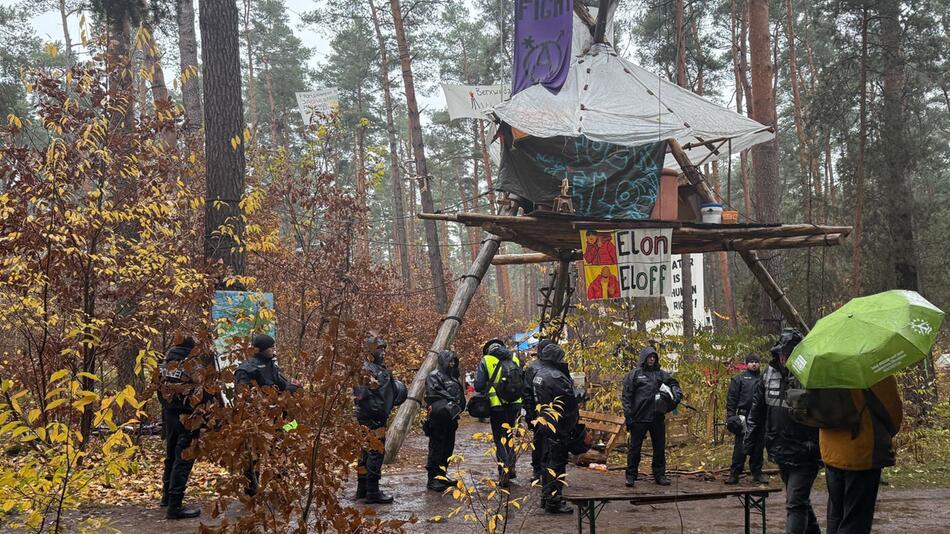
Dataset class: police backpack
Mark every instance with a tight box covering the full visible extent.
[494,357,525,404]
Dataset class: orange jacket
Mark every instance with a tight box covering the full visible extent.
[819,376,903,471]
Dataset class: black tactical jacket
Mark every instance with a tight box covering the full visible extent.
[744,360,821,468]
[726,369,762,417]
[621,348,683,426]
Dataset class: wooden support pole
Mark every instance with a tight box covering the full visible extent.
[546,258,572,342]
[384,203,520,462]
[739,249,810,333]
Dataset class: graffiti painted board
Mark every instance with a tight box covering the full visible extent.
[498,136,668,220]
[581,228,672,300]
[212,291,276,371]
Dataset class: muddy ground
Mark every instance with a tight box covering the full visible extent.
[79,418,950,533]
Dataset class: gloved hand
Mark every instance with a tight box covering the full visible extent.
[726,415,743,435]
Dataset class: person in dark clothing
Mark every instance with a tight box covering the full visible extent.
[353,336,407,504]
[234,334,298,497]
[158,337,209,519]
[532,343,579,514]
[725,353,768,485]
[522,339,552,484]
[621,346,683,487]
[474,339,522,487]
[424,350,466,492]
[744,328,822,534]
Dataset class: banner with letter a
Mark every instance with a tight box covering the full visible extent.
[581,228,673,300]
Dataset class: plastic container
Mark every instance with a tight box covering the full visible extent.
[701,203,723,224]
[721,210,739,224]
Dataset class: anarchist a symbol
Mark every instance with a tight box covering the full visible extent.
[521,31,565,85]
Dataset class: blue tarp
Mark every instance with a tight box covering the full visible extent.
[514,327,540,351]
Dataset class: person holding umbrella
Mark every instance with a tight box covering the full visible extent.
[786,290,943,534]
[744,329,822,534]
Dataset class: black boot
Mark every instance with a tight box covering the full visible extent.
[363,478,394,505]
[725,474,740,485]
[625,475,637,488]
[545,501,573,514]
[355,478,367,500]
[655,475,671,486]
[166,493,201,520]
[160,484,169,507]
[427,478,451,492]
[752,473,769,485]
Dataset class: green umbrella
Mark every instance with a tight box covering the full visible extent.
[789,290,944,389]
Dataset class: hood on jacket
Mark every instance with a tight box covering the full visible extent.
[437,350,460,378]
[166,342,194,362]
[482,338,506,355]
[640,347,659,370]
[540,343,565,364]
[487,343,512,360]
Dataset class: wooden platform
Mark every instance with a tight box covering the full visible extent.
[420,211,851,260]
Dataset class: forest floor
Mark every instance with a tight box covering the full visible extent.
[64,416,950,533]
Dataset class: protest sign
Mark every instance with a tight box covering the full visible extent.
[295,88,339,125]
[441,83,510,120]
[211,290,276,371]
[665,254,711,329]
[581,228,673,300]
[513,0,573,94]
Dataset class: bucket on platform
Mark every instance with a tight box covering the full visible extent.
[701,203,723,224]
[722,210,739,224]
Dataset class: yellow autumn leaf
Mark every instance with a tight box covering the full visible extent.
[45,43,58,57]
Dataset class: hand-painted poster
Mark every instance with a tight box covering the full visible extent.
[212,291,276,371]
[581,228,673,300]
[513,0,573,94]
[441,83,511,120]
[498,135,668,220]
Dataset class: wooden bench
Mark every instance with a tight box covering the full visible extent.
[563,472,781,534]
[575,410,625,464]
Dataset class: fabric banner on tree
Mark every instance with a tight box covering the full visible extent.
[580,228,673,300]
[441,83,511,120]
[512,0,573,94]
[498,135,668,220]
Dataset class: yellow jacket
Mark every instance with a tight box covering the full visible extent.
[819,376,903,471]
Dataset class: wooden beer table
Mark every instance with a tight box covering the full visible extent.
[563,473,781,534]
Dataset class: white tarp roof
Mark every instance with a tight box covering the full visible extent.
[492,37,773,169]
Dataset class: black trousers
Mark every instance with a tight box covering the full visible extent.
[730,428,765,477]
[779,464,822,534]
[531,426,543,477]
[539,428,568,507]
[358,430,385,483]
[626,416,666,480]
[162,409,198,497]
[425,419,458,480]
[489,404,521,476]
[826,466,881,534]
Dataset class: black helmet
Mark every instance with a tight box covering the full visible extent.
[770,328,803,357]
[252,334,275,351]
[482,338,505,355]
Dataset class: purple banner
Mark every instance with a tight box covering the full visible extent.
[513,0,573,95]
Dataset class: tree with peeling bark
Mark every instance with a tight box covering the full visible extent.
[175,0,203,132]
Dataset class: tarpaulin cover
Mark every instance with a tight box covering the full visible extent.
[499,135,668,219]
[493,39,773,169]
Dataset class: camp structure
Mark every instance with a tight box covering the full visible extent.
[384,0,851,462]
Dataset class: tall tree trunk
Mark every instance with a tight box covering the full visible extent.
[177,0,203,132]
[675,0,694,343]
[475,122,513,313]
[749,0,782,332]
[850,8,869,297]
[243,0,258,132]
[713,162,738,330]
[735,0,754,218]
[369,0,411,287]
[144,21,176,148]
[200,0,247,278]
[389,0,448,312]
[354,83,370,263]
[58,0,74,66]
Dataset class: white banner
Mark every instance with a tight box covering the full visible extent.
[441,83,511,120]
[581,228,673,300]
[666,254,712,329]
[295,88,339,125]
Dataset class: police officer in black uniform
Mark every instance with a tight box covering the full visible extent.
[234,334,298,496]
[522,339,552,484]
[532,342,579,514]
[424,349,466,491]
[158,336,209,519]
[622,346,683,487]
[725,353,767,485]
[353,336,407,504]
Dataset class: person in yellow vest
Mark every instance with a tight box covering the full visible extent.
[474,338,523,487]
[820,375,903,534]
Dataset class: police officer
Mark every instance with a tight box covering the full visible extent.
[474,339,522,487]
[234,334,298,497]
[622,346,683,487]
[532,342,578,514]
[725,353,767,485]
[353,336,407,504]
[523,339,552,484]
[158,336,208,519]
[745,329,821,534]
[424,350,466,492]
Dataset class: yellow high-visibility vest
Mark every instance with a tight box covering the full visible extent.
[483,354,522,407]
